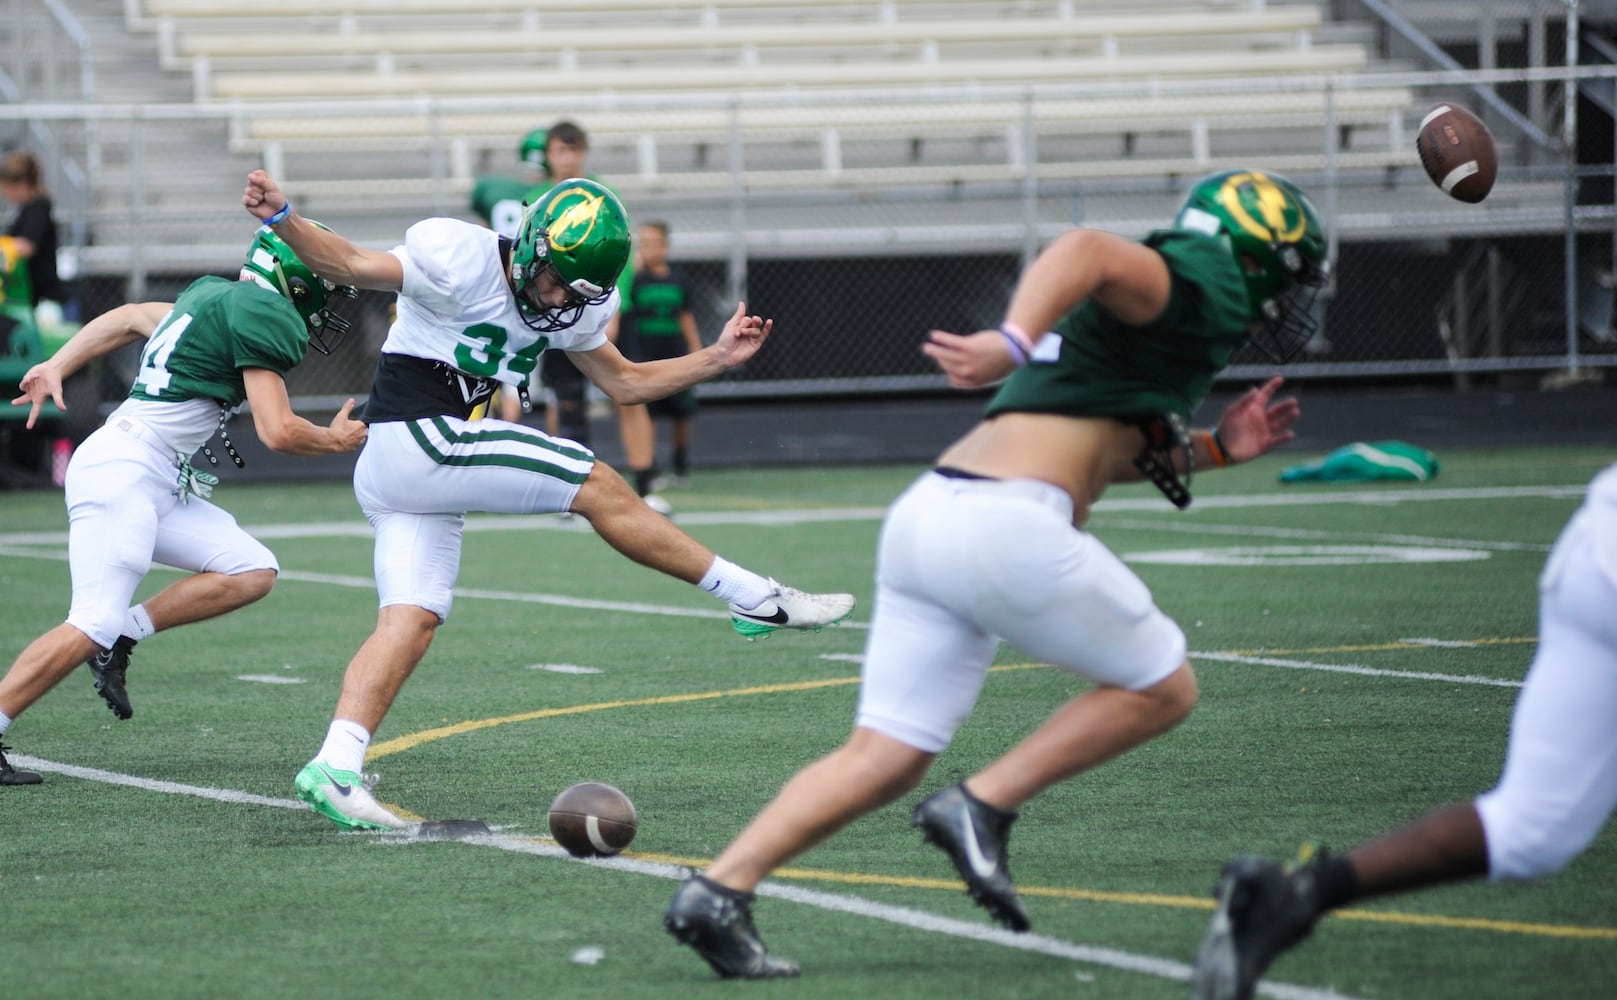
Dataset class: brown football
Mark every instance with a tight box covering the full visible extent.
[1415,102,1498,203]
[547,781,638,857]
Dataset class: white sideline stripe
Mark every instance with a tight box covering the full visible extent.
[236,674,307,684]
[425,833,1363,1000]
[11,755,307,810]
[1399,637,1480,648]
[9,756,1365,999]
[1197,651,1523,688]
[0,483,1587,548]
[1099,517,1554,553]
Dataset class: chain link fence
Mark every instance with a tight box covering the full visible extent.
[2,1,1612,412]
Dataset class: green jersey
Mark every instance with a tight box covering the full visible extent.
[469,174,539,239]
[129,276,307,409]
[985,230,1253,423]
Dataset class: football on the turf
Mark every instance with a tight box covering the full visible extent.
[547,782,638,857]
[1416,102,1497,203]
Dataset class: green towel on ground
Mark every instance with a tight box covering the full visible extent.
[1280,441,1440,483]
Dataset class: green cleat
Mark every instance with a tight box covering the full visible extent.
[294,761,410,831]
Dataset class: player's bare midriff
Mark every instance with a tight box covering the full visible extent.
[934,412,1142,528]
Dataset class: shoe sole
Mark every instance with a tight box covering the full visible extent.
[1188,869,1249,1000]
[294,773,397,831]
[92,676,133,720]
[663,914,800,979]
[730,607,855,640]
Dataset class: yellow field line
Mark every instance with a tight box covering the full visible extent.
[375,641,1607,942]
[620,849,1617,940]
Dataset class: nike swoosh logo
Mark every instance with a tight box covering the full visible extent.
[316,764,354,798]
[958,813,997,879]
[734,606,790,625]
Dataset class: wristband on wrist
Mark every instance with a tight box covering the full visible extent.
[998,321,1035,354]
[1204,428,1231,467]
[997,327,1029,367]
[263,201,293,227]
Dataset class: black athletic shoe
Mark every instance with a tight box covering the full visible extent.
[0,741,43,785]
[912,783,1030,931]
[1189,854,1327,1000]
[90,635,136,721]
[664,874,800,979]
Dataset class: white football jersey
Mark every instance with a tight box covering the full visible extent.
[383,217,615,387]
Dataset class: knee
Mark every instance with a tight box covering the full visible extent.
[846,727,935,797]
[1147,662,1199,728]
[377,604,441,652]
[231,568,277,604]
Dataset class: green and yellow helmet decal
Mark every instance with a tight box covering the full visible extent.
[510,178,631,332]
[1175,169,1329,361]
[241,221,359,355]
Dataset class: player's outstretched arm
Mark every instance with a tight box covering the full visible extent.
[242,169,404,292]
[572,301,772,404]
[10,302,170,428]
[1205,375,1299,465]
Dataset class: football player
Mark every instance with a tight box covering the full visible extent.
[242,168,856,832]
[1,224,368,784]
[1189,460,1617,1000]
[664,169,1327,977]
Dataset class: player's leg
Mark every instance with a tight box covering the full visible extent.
[0,428,168,731]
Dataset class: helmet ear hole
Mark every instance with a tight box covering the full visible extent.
[287,276,312,302]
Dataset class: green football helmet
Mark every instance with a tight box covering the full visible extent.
[241,222,359,355]
[1174,169,1329,361]
[509,178,630,332]
[519,127,549,175]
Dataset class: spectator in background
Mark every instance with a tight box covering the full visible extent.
[614,222,703,516]
[1,151,71,485]
[0,223,367,785]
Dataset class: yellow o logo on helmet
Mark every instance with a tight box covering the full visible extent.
[1217,171,1307,244]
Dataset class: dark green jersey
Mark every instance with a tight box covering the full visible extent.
[621,266,693,361]
[984,230,1253,423]
[469,174,539,239]
[128,276,308,409]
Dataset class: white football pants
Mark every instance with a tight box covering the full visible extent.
[856,471,1187,753]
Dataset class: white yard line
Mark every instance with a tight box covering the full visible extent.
[1196,651,1523,688]
[8,753,1363,1000]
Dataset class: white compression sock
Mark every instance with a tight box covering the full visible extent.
[124,605,156,642]
[697,557,773,609]
[316,719,372,775]
[0,710,11,734]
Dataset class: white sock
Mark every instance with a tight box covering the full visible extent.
[697,557,773,609]
[124,605,156,642]
[0,710,11,734]
[316,719,371,774]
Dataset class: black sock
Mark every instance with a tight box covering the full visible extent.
[634,468,654,497]
[673,446,689,477]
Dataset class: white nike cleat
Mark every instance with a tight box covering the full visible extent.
[728,579,855,639]
[294,761,410,831]
[643,493,674,516]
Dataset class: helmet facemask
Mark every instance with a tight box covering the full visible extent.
[1242,242,1329,363]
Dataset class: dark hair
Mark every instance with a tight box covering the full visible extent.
[546,120,589,150]
[0,151,43,189]
[641,220,671,238]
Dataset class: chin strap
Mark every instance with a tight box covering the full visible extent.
[1129,412,1194,510]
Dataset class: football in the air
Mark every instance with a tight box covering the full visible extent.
[1415,102,1498,203]
[547,781,638,857]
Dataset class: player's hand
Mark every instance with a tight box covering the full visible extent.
[11,362,65,430]
[1215,375,1299,462]
[243,169,288,223]
[713,300,773,367]
[327,397,369,452]
[922,329,1020,389]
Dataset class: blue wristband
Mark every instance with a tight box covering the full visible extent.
[263,201,293,227]
[998,327,1029,367]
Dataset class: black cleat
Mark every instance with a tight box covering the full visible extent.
[89,635,136,720]
[912,783,1030,931]
[1188,854,1326,1000]
[0,741,43,785]
[664,874,800,979]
